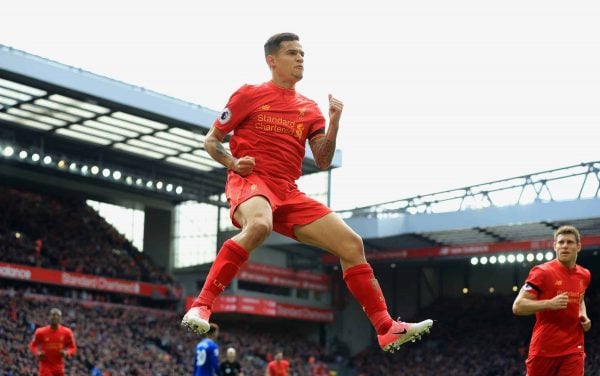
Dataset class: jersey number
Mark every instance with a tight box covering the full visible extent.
[196,349,207,366]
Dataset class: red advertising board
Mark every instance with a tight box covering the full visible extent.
[238,263,330,291]
[185,295,333,322]
[0,262,180,299]
[322,235,600,264]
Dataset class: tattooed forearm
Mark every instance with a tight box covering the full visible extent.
[214,141,230,158]
[313,137,336,169]
[206,138,235,169]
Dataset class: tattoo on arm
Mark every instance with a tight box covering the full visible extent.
[213,141,230,158]
[207,139,234,168]
[312,137,336,169]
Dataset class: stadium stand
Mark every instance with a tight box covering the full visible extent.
[2,282,597,375]
[0,285,337,376]
[2,186,599,375]
[0,186,174,285]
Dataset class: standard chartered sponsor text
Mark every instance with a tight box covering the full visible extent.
[256,114,295,135]
[62,273,140,294]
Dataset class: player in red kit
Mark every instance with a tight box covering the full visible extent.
[513,225,592,375]
[265,351,290,376]
[29,308,77,376]
[181,32,433,352]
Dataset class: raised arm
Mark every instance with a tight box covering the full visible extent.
[512,288,568,316]
[309,94,342,169]
[204,126,255,176]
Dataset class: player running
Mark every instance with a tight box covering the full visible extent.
[29,308,77,376]
[513,225,592,375]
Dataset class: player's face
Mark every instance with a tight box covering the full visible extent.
[49,310,61,326]
[554,233,580,266]
[272,40,304,82]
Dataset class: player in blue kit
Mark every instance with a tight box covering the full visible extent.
[193,323,221,376]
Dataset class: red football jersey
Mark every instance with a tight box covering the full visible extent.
[267,359,290,376]
[29,324,77,371]
[214,81,326,183]
[524,259,590,357]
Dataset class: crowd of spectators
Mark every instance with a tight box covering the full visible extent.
[4,281,598,375]
[0,186,173,284]
[0,286,335,376]
[1,284,598,375]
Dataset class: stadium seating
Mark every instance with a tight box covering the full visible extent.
[2,284,598,375]
[0,187,173,284]
[0,286,334,376]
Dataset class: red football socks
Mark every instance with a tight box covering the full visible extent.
[191,239,249,308]
[343,263,392,335]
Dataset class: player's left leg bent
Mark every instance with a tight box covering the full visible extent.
[292,211,433,352]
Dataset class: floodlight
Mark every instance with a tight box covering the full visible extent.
[2,146,14,157]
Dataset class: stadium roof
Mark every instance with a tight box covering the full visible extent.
[0,44,338,206]
[266,161,600,263]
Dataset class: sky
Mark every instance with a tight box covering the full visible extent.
[1,0,599,210]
